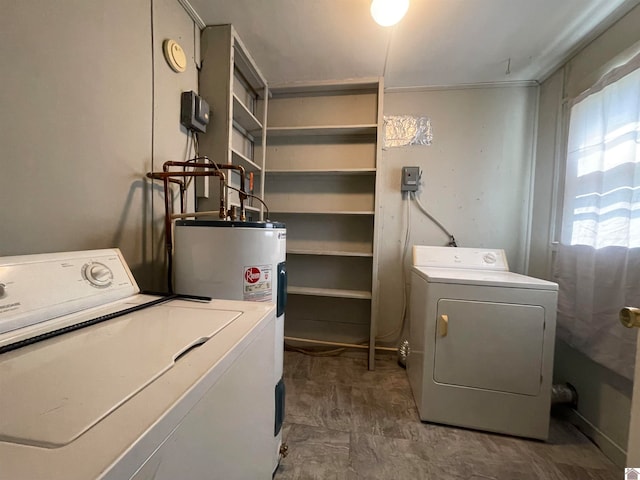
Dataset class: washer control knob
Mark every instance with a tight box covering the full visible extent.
[483,252,497,264]
[0,283,5,297]
[83,262,113,287]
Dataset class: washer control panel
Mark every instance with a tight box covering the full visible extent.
[0,249,138,336]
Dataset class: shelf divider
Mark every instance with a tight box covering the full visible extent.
[267,124,377,137]
[231,148,261,172]
[233,94,262,133]
[287,286,372,300]
[272,210,375,215]
[267,168,375,175]
[287,249,373,257]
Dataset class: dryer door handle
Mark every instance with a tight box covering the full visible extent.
[439,314,449,337]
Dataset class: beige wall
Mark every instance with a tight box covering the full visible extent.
[530,3,640,466]
[0,0,198,290]
[377,86,538,341]
[151,0,201,288]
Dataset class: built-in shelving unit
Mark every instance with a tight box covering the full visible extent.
[197,24,268,221]
[265,79,383,369]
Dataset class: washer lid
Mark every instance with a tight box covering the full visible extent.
[414,266,558,291]
[0,302,241,448]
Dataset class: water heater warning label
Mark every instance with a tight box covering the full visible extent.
[243,265,272,302]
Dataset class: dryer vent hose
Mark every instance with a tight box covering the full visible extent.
[551,383,578,407]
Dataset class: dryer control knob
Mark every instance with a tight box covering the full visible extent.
[83,262,113,287]
[483,253,497,264]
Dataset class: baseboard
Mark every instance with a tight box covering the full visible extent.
[561,408,627,468]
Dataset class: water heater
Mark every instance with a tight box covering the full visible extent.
[172,219,286,473]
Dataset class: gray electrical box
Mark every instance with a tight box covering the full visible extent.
[181,91,210,133]
[401,166,420,192]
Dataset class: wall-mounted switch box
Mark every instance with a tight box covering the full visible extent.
[181,91,210,133]
[401,166,420,192]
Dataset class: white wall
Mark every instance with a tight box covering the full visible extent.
[377,86,538,341]
[0,0,199,290]
[530,3,640,466]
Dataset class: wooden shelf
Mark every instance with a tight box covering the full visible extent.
[267,125,377,137]
[287,286,372,300]
[231,148,261,172]
[287,249,373,257]
[267,168,375,175]
[233,94,262,133]
[272,210,375,215]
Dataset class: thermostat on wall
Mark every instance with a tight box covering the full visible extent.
[163,39,187,73]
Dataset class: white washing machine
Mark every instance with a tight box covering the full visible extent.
[407,246,558,440]
[0,249,277,479]
[173,219,287,472]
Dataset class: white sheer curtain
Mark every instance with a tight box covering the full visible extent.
[553,55,640,380]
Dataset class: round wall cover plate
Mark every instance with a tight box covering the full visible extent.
[163,39,187,73]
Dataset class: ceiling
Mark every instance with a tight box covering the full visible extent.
[187,0,639,88]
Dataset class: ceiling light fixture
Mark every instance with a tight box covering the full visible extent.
[370,0,410,27]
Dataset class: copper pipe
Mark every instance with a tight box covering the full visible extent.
[163,175,172,292]
[146,169,227,293]
[218,164,247,221]
[147,170,227,219]
[172,178,186,213]
[165,177,185,214]
[161,161,228,219]
[161,160,219,172]
[162,159,248,221]
[147,158,251,292]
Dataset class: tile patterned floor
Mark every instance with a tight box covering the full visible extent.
[274,351,622,480]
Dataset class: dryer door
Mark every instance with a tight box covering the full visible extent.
[434,299,545,396]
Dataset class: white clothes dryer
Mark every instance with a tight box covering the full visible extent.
[407,246,558,440]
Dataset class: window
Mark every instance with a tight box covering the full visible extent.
[560,64,640,249]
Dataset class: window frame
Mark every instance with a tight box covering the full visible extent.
[552,53,640,253]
